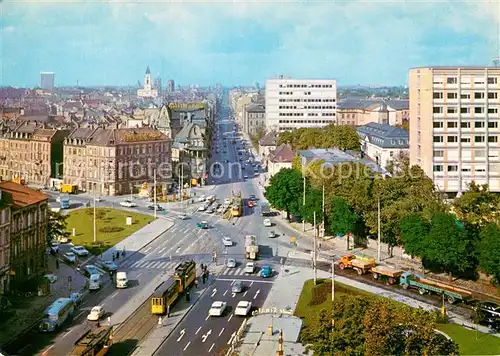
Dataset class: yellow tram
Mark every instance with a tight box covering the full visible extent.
[151,260,196,314]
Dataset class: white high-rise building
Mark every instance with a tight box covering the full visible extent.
[265,77,337,132]
[137,66,158,98]
[40,72,55,90]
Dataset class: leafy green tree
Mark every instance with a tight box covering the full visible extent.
[264,168,303,220]
[479,223,500,284]
[47,209,70,245]
[327,197,359,237]
[399,213,430,257]
[300,186,323,225]
[454,182,500,227]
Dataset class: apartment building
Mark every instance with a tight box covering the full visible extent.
[0,181,48,293]
[243,103,266,136]
[337,99,409,126]
[409,67,500,195]
[64,127,171,196]
[265,77,337,132]
[0,121,70,187]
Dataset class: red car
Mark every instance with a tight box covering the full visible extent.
[247,201,255,208]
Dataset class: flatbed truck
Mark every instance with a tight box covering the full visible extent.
[400,272,472,304]
[370,265,404,285]
[338,253,376,275]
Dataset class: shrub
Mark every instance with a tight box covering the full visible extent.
[309,281,332,306]
[98,226,124,233]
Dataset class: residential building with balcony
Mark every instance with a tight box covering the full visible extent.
[0,181,48,293]
[409,66,500,195]
[265,77,337,132]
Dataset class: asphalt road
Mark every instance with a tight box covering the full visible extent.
[154,279,272,356]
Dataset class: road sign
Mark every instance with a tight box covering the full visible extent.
[290,237,296,244]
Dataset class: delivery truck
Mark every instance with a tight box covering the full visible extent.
[245,235,259,260]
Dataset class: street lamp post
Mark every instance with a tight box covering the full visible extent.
[302,175,306,232]
[377,196,381,263]
[93,188,97,243]
[154,168,157,219]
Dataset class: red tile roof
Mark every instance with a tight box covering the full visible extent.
[269,143,295,163]
[0,181,48,208]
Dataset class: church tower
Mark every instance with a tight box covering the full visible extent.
[144,66,152,91]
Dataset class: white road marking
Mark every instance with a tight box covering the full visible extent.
[253,289,260,300]
[201,329,212,342]
[243,291,248,297]
[62,329,73,338]
[250,281,254,286]
[223,290,227,296]
[144,246,152,253]
[183,341,191,351]
[137,272,142,278]
[175,247,181,254]
[205,314,210,321]
[177,329,186,342]
[75,311,84,319]
[42,345,54,355]
[158,247,166,254]
[110,291,118,299]
[211,288,217,297]
[209,343,215,352]
[149,261,162,268]
[219,327,225,336]
[227,331,236,345]
[195,326,202,335]
[217,278,273,284]
[227,314,233,322]
[232,292,236,298]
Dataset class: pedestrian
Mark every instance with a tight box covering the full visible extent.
[112,254,116,262]
[200,263,204,271]
[56,259,59,270]
[194,279,199,289]
[97,320,100,327]
[186,291,191,302]
[202,274,206,284]
[116,251,120,260]
[122,248,125,257]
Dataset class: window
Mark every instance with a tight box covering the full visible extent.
[461,107,470,114]
[447,77,457,84]
[488,136,498,143]
[475,135,485,143]
[433,136,443,143]
[446,107,457,115]
[433,107,443,114]
[447,165,458,172]
[447,122,458,128]
[489,108,498,114]
[475,107,484,114]
[447,136,458,143]
[488,92,498,99]
[461,122,470,128]
[461,93,471,99]
[474,92,485,99]
[433,150,444,157]
[433,121,443,128]
[447,92,458,99]
[475,121,485,128]
[461,137,471,143]
[489,122,498,128]
[433,165,443,172]
[433,92,443,99]
[488,77,498,84]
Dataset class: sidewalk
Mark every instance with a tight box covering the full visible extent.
[131,266,217,356]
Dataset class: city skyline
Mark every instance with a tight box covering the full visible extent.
[1,0,499,87]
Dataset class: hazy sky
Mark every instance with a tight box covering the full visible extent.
[1,0,499,87]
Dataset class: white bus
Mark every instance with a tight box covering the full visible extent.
[39,297,75,332]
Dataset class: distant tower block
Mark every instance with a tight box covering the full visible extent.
[168,79,175,92]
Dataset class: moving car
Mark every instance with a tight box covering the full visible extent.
[83,264,100,277]
[263,219,272,227]
[116,272,128,288]
[198,205,206,212]
[235,301,252,316]
[101,260,118,271]
[245,262,255,274]
[222,236,233,246]
[70,292,83,306]
[224,198,232,205]
[232,280,243,293]
[209,301,227,317]
[249,194,256,200]
[87,306,104,321]
[63,252,76,263]
[178,213,189,220]
[148,204,164,211]
[120,200,137,208]
[226,258,236,268]
[268,230,277,238]
[71,246,89,256]
[197,221,209,229]
[206,206,215,214]
[260,265,273,278]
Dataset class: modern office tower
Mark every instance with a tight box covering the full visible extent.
[40,72,55,90]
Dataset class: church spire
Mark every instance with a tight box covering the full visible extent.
[146,66,151,75]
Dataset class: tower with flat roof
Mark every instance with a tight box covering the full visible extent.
[40,72,54,90]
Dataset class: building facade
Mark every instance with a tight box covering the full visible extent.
[137,66,158,99]
[356,122,409,170]
[409,67,500,195]
[40,72,55,90]
[337,99,409,126]
[243,103,266,136]
[0,181,48,293]
[265,77,337,132]
[168,79,175,92]
[63,127,171,196]
[0,191,11,294]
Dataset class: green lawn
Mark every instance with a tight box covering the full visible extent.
[436,323,500,355]
[296,278,500,354]
[65,208,154,254]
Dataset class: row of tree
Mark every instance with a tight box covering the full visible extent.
[264,157,500,283]
[277,124,361,151]
[301,294,459,355]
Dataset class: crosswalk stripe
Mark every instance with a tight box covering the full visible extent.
[141,261,155,268]
[131,260,144,268]
[157,261,168,269]
[148,261,161,268]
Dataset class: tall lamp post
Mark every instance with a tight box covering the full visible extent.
[153,168,157,219]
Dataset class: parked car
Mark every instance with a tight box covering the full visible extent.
[224,198,232,205]
[232,280,243,293]
[198,205,206,212]
[209,301,227,317]
[222,236,233,247]
[87,306,105,321]
[267,230,277,238]
[148,204,164,211]
[206,206,215,214]
[70,292,83,305]
[101,260,117,271]
[120,200,136,208]
[249,194,256,200]
[178,213,189,220]
[63,252,76,263]
[226,258,236,268]
[260,265,273,278]
[235,301,252,316]
[197,221,209,229]
[245,262,255,274]
[263,219,272,227]
[44,274,58,284]
[71,246,89,256]
[83,264,100,277]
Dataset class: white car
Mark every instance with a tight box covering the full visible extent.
[120,200,136,208]
[57,236,69,243]
[263,219,272,227]
[44,274,58,284]
[63,252,76,263]
[197,195,207,203]
[224,198,232,205]
[226,258,236,268]
[209,301,227,317]
[222,236,233,246]
[71,246,89,256]
[206,206,215,214]
[244,262,255,274]
[87,306,105,321]
[235,301,252,316]
[217,205,226,213]
[198,205,206,212]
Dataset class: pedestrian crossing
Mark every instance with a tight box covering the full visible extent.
[219,266,251,276]
[125,260,179,270]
